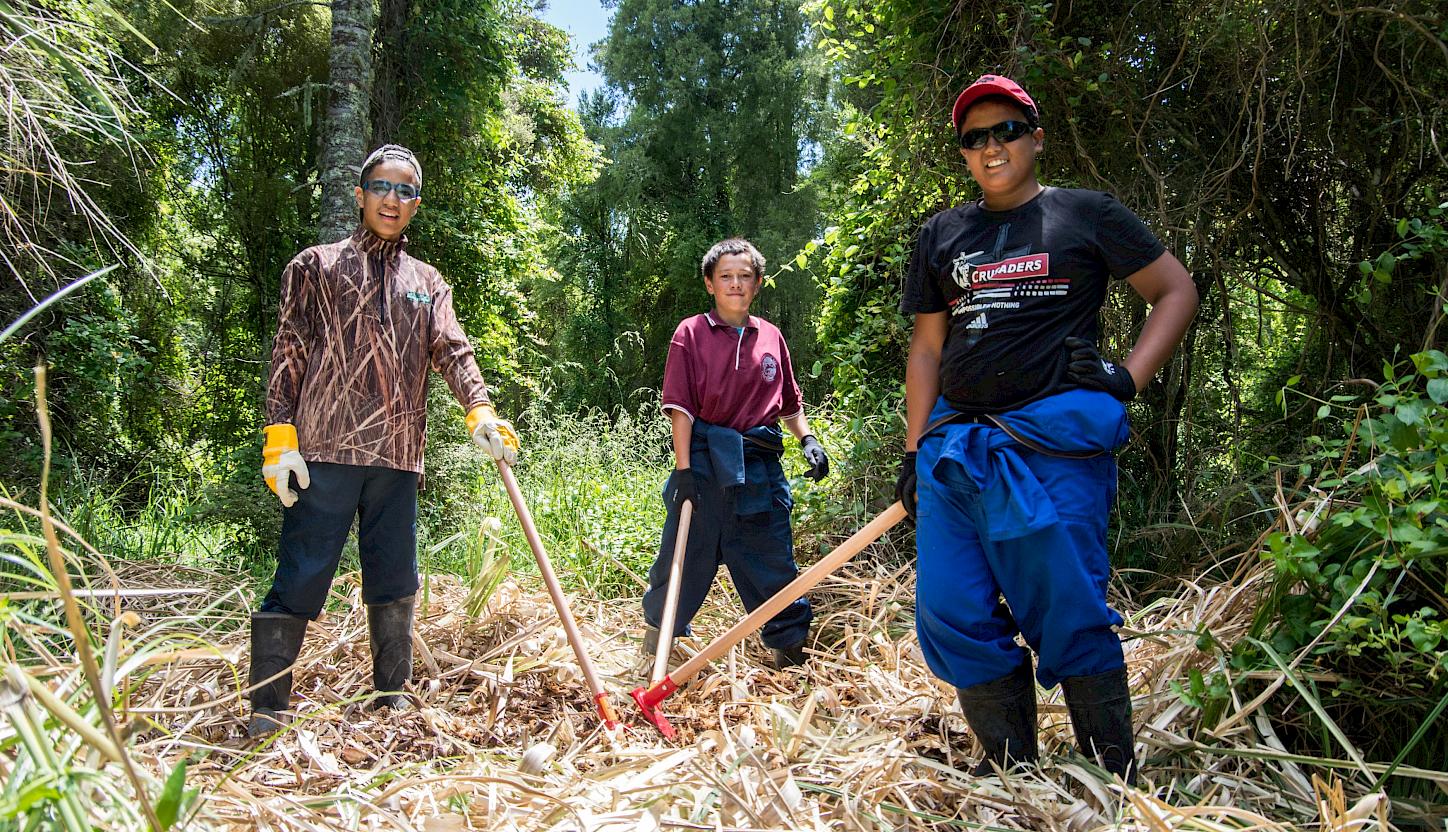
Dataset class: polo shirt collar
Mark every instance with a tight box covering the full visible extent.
[704,311,758,330]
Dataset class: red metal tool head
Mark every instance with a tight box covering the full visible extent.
[595,693,623,733]
[629,678,678,739]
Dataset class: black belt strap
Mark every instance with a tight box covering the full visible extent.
[743,433,785,454]
[921,411,1104,460]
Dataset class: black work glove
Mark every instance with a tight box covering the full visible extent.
[800,434,829,481]
[1064,336,1137,401]
[895,451,918,524]
[666,468,699,509]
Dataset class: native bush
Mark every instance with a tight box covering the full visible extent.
[1183,348,1448,797]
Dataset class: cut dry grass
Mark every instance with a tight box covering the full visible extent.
[2,509,1434,830]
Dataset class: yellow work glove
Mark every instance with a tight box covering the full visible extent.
[466,403,520,465]
[262,423,311,508]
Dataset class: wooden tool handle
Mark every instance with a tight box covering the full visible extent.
[667,501,907,686]
[497,461,609,705]
[651,500,694,684]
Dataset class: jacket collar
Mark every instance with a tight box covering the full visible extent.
[351,226,408,260]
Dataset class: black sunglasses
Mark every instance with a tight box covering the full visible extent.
[361,179,421,201]
[957,120,1036,150]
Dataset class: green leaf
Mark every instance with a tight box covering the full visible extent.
[1428,378,1448,404]
[1396,400,1426,426]
[1389,420,1421,451]
[0,777,62,817]
[156,757,189,830]
[1317,404,1332,419]
[1412,350,1448,375]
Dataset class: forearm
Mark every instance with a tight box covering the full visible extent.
[904,351,941,451]
[782,410,810,442]
[267,264,310,424]
[904,312,947,451]
[440,353,490,411]
[1123,282,1199,391]
[429,282,490,409]
[265,345,304,424]
[670,410,693,469]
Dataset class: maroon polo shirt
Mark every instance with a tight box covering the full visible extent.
[661,312,804,432]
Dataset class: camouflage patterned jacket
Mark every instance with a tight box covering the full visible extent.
[266,227,490,474]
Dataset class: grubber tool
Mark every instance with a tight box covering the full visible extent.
[630,501,908,738]
[651,500,694,685]
[496,460,622,732]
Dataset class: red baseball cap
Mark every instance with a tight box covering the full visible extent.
[951,74,1038,130]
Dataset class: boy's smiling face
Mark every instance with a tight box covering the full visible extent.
[354,159,421,240]
[957,99,1044,209]
[705,253,761,320]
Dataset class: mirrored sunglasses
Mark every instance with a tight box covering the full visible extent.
[957,120,1035,150]
[361,179,421,201]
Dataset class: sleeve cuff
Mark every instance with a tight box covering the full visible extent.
[780,407,803,422]
[662,403,695,423]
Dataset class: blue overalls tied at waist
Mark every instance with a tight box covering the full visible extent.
[921,389,1130,541]
[689,420,788,515]
[913,389,1131,689]
[642,419,810,649]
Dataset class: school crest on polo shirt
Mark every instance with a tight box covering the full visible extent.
[761,353,778,382]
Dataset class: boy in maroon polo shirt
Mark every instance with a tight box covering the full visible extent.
[641,238,830,669]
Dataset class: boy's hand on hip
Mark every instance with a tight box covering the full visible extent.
[800,435,829,481]
[467,404,520,465]
[262,423,311,508]
[1064,337,1137,401]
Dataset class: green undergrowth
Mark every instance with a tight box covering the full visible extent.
[424,396,894,601]
[4,392,892,621]
[1181,351,1448,801]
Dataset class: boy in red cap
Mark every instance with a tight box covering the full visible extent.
[896,75,1197,781]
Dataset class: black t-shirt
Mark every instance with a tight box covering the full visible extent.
[900,187,1165,413]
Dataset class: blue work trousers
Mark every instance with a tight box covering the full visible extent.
[915,398,1126,690]
[642,447,811,650]
[260,461,419,619]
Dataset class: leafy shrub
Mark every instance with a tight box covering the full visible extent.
[1192,351,1448,796]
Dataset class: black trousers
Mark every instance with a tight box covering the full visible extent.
[642,453,811,650]
[260,461,419,618]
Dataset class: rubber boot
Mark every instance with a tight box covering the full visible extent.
[955,660,1039,776]
[368,595,415,710]
[1061,665,1137,785]
[247,612,309,738]
[770,641,808,669]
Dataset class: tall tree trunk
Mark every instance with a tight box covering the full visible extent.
[371,0,409,144]
[317,0,375,244]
